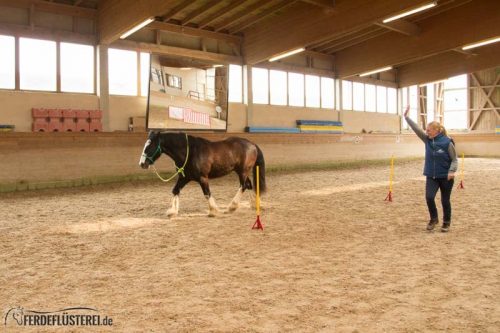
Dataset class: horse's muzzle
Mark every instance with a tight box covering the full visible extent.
[140,161,150,169]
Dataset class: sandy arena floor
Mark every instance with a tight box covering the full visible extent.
[0,158,499,332]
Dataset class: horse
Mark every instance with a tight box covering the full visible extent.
[139,131,266,217]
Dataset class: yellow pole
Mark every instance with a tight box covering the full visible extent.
[460,152,464,182]
[389,155,394,192]
[256,165,260,216]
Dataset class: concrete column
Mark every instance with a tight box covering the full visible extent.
[245,64,253,128]
[97,44,110,131]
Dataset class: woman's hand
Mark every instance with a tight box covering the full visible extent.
[404,105,410,118]
[448,172,455,180]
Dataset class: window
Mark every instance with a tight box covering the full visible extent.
[321,77,334,109]
[305,75,320,108]
[342,80,352,110]
[0,35,15,89]
[288,72,304,107]
[443,74,467,129]
[140,52,150,97]
[205,68,215,101]
[353,82,364,111]
[426,84,435,122]
[108,48,137,96]
[20,37,56,91]
[167,74,182,89]
[444,74,467,89]
[228,64,242,103]
[387,88,397,114]
[365,84,376,112]
[252,67,268,104]
[60,42,94,93]
[151,68,163,86]
[376,86,387,113]
[269,70,287,106]
[402,85,419,128]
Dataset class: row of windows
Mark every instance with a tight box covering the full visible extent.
[341,81,397,113]
[0,35,150,96]
[0,34,468,128]
[228,65,398,113]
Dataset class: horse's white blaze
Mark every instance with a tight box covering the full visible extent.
[228,187,243,212]
[139,139,151,166]
[166,195,179,217]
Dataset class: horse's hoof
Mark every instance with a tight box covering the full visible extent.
[225,205,238,213]
[208,211,217,217]
[166,209,178,218]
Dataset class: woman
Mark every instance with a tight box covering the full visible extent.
[404,106,458,232]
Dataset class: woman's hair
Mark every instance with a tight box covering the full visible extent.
[428,121,448,136]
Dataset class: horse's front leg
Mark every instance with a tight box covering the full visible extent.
[199,176,220,217]
[167,177,189,218]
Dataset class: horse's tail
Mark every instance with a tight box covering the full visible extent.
[253,145,266,193]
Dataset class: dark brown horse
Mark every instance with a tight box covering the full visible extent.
[139,131,266,217]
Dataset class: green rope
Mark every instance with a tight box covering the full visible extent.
[151,133,189,183]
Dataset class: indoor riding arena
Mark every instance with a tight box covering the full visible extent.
[1,1,499,332]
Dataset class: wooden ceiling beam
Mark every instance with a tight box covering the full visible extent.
[230,0,298,34]
[374,19,420,36]
[398,43,500,87]
[98,0,183,44]
[335,0,500,78]
[213,0,269,32]
[315,27,383,53]
[111,39,243,65]
[181,1,219,26]
[160,0,193,22]
[146,21,241,45]
[197,0,247,29]
[322,29,386,54]
[242,0,427,64]
[0,0,96,18]
[300,0,335,9]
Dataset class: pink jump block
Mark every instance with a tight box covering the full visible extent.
[62,109,76,118]
[48,117,63,132]
[89,118,102,132]
[62,118,76,132]
[89,110,102,119]
[76,118,89,132]
[32,118,49,132]
[32,108,49,118]
[48,109,63,118]
[76,110,90,118]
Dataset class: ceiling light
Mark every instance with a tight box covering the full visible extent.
[269,48,305,62]
[180,67,192,71]
[462,36,500,50]
[120,18,154,39]
[382,2,436,23]
[213,64,224,68]
[359,66,393,77]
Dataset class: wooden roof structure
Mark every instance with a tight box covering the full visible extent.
[0,0,499,86]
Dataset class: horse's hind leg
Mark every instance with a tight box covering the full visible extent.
[226,172,251,213]
[226,187,243,213]
[199,177,220,217]
[167,177,189,218]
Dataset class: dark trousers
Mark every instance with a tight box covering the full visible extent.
[426,177,454,222]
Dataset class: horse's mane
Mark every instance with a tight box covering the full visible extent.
[159,132,211,145]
